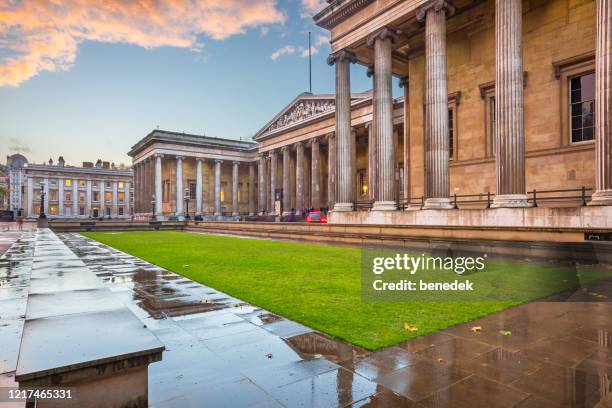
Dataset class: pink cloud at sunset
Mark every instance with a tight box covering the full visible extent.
[0,0,287,87]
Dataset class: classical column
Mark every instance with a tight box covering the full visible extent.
[86,180,92,216]
[269,150,278,214]
[368,28,397,210]
[281,146,292,215]
[310,138,321,210]
[327,49,357,211]
[326,133,336,209]
[72,179,78,217]
[491,0,529,208]
[418,1,454,209]
[295,142,305,214]
[232,161,239,216]
[366,122,377,202]
[248,163,256,216]
[58,178,64,216]
[99,180,105,216]
[175,156,184,215]
[154,154,163,216]
[258,156,266,214]
[590,0,612,205]
[112,181,118,217]
[400,76,411,204]
[124,182,130,216]
[27,176,33,216]
[195,158,203,215]
[214,159,222,216]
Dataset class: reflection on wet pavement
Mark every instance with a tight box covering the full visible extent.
[57,233,612,407]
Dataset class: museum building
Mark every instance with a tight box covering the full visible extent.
[130,0,612,227]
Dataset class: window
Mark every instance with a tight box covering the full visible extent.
[65,207,72,216]
[65,179,72,187]
[49,190,58,201]
[79,192,86,202]
[105,191,112,203]
[118,181,124,189]
[79,180,86,188]
[358,170,368,197]
[447,92,460,160]
[49,205,57,215]
[162,180,170,202]
[65,192,72,202]
[93,191,100,202]
[79,206,85,216]
[399,167,404,193]
[188,180,196,199]
[105,181,111,188]
[105,207,111,216]
[491,97,496,155]
[480,81,496,157]
[118,192,125,203]
[569,73,595,143]
[118,207,124,216]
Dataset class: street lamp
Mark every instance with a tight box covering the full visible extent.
[151,194,156,220]
[184,188,191,220]
[38,182,47,220]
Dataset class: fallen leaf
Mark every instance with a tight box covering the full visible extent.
[499,330,512,336]
[471,326,482,333]
[437,357,444,363]
[404,323,418,332]
[265,353,273,359]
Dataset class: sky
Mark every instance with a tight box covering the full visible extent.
[0,0,399,167]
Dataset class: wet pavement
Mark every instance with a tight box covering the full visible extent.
[0,228,611,407]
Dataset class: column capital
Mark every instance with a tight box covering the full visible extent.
[327,49,357,66]
[310,137,320,145]
[280,145,290,153]
[154,153,164,159]
[176,155,185,161]
[269,149,278,157]
[232,161,240,166]
[366,26,397,47]
[366,64,374,78]
[215,159,223,164]
[399,76,409,88]
[195,157,204,162]
[326,132,335,141]
[416,0,455,22]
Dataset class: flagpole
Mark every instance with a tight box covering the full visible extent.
[308,31,312,93]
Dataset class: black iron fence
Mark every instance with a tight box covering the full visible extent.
[355,186,594,210]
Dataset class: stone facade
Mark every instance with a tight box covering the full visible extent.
[131,0,612,224]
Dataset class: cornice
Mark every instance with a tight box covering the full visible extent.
[313,0,375,30]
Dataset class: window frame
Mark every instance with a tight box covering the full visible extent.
[447,92,460,161]
[554,52,595,147]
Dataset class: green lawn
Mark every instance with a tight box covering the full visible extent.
[82,231,603,350]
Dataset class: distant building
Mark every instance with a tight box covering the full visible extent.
[10,155,133,219]
[7,153,28,216]
[0,170,8,210]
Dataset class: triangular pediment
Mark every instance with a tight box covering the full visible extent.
[253,92,370,140]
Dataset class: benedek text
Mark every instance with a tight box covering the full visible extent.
[372,279,474,291]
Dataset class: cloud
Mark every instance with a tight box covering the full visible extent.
[271,45,296,60]
[300,45,318,58]
[300,0,327,18]
[0,0,286,87]
[8,137,31,153]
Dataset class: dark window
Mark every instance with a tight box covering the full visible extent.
[448,109,454,158]
[79,206,85,216]
[359,171,368,197]
[570,73,595,143]
[188,181,196,199]
[118,207,124,216]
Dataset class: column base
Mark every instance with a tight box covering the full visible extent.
[214,212,221,217]
[491,194,530,208]
[249,212,255,216]
[232,212,239,216]
[333,202,354,212]
[588,190,612,206]
[282,211,293,216]
[371,201,397,211]
[423,198,454,210]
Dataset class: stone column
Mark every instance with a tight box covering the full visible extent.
[590,0,612,205]
[400,76,411,204]
[248,163,256,216]
[99,180,105,216]
[418,1,454,209]
[232,161,239,216]
[195,158,203,215]
[366,122,377,202]
[214,159,222,216]
[58,178,64,216]
[86,180,92,216]
[295,142,305,214]
[327,49,357,211]
[155,154,163,216]
[258,156,266,214]
[72,179,78,217]
[112,181,118,217]
[124,182,130,216]
[368,28,397,210]
[27,176,33,216]
[326,133,336,209]
[175,156,184,215]
[310,138,321,210]
[269,150,278,214]
[492,0,529,208]
[282,146,292,215]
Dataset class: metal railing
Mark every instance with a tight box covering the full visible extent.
[356,186,593,210]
